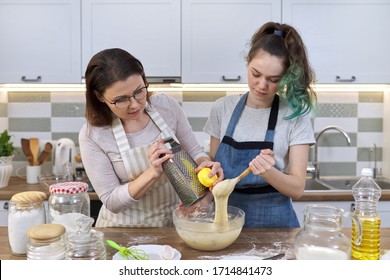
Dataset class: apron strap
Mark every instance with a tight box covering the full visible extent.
[112,102,178,179]
[112,117,134,176]
[265,94,279,142]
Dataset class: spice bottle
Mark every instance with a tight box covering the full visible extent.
[8,191,47,255]
[48,182,90,233]
[66,216,106,260]
[27,224,66,260]
[351,168,382,260]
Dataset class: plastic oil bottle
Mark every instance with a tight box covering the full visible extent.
[351,168,381,260]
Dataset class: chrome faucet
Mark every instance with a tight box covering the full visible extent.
[310,125,351,180]
[370,143,379,179]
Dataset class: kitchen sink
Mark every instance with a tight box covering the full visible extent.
[305,177,390,191]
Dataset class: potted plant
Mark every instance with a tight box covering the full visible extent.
[0,130,16,188]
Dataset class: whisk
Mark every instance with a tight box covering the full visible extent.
[106,240,149,260]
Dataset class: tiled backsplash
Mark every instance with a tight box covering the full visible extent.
[0,89,384,177]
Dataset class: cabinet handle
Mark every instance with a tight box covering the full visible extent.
[21,76,42,82]
[350,203,355,212]
[222,75,241,82]
[335,76,356,82]
[3,202,8,210]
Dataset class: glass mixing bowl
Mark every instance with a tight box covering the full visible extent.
[172,206,245,251]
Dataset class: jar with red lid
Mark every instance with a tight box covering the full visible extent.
[48,182,90,233]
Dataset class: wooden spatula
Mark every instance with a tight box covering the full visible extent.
[29,138,40,166]
[21,138,33,165]
[38,142,53,165]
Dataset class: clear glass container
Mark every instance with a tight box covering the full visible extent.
[294,204,356,260]
[352,168,382,260]
[27,224,66,260]
[66,216,106,260]
[8,191,47,256]
[48,182,90,233]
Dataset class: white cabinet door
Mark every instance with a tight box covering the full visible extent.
[182,0,281,83]
[0,0,81,83]
[283,0,390,83]
[82,0,181,82]
[293,201,354,228]
[0,200,9,227]
[293,200,390,228]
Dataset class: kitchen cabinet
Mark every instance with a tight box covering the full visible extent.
[0,0,81,83]
[383,91,390,178]
[181,0,281,83]
[81,0,181,82]
[282,0,390,83]
[0,201,8,227]
[293,201,390,228]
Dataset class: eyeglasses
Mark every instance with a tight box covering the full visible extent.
[103,86,148,109]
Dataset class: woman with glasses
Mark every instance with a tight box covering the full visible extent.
[79,48,222,227]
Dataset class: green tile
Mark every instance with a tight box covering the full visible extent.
[358,92,383,102]
[0,103,6,117]
[317,104,357,118]
[9,118,51,131]
[316,132,356,147]
[357,147,382,161]
[183,91,226,102]
[52,104,85,117]
[8,91,50,102]
[52,133,80,146]
[188,117,208,131]
[358,118,383,132]
[319,162,356,176]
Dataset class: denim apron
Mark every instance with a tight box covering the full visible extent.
[214,93,299,228]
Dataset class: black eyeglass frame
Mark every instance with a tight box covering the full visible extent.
[103,85,149,109]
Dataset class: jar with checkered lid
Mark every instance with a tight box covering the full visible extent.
[48,182,90,232]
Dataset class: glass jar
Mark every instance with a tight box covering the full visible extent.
[8,191,47,256]
[294,204,360,260]
[48,182,90,233]
[27,224,66,260]
[66,216,106,260]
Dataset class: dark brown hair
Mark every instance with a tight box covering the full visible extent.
[84,48,150,126]
[248,22,316,119]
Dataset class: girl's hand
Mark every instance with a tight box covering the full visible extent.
[249,149,276,175]
[195,160,224,186]
[147,138,173,177]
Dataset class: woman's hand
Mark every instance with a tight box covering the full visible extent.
[249,149,276,176]
[147,138,173,178]
[195,159,224,186]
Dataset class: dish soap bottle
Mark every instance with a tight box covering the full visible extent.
[351,168,381,260]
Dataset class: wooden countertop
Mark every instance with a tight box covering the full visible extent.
[2,177,390,201]
[1,227,390,260]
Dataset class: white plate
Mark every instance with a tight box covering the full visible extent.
[112,245,181,260]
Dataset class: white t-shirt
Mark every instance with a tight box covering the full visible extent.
[203,94,315,173]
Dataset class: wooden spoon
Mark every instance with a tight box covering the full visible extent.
[38,142,53,165]
[29,138,40,166]
[212,167,252,223]
[21,138,33,165]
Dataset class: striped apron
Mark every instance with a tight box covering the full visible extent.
[96,103,180,227]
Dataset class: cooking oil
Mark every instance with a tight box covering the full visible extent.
[351,215,381,260]
[351,168,382,260]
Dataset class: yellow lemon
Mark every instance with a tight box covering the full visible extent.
[197,168,218,188]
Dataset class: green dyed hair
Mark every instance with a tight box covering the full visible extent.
[278,64,317,120]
